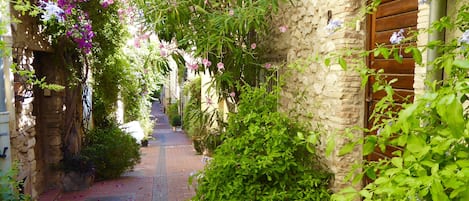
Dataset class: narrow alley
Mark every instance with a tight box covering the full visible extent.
[39,102,204,201]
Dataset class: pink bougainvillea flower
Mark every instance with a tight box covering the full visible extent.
[217,62,224,70]
[229,92,236,97]
[206,96,213,105]
[250,43,257,49]
[202,58,212,67]
[279,25,288,33]
[187,62,199,70]
[265,63,272,69]
[160,49,168,57]
[140,33,150,40]
[134,38,141,48]
[64,7,72,15]
[100,0,114,8]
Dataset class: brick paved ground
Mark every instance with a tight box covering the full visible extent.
[38,102,204,201]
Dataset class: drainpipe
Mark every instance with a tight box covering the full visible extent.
[426,0,447,86]
[0,4,12,172]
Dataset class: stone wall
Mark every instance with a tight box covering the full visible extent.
[266,0,366,190]
[10,4,53,52]
[11,47,38,198]
[414,3,430,97]
[446,0,469,41]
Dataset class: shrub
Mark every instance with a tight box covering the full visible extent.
[61,153,95,175]
[171,114,182,127]
[0,165,30,201]
[81,121,141,180]
[168,103,179,125]
[183,78,202,130]
[193,85,332,200]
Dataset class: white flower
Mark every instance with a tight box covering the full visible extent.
[39,1,65,22]
[459,30,469,44]
[325,19,343,34]
[390,29,405,44]
[202,156,213,164]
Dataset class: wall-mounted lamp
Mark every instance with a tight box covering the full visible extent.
[0,147,8,158]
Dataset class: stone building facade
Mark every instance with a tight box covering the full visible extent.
[268,0,468,191]
[267,0,366,191]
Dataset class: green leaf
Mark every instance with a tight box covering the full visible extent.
[380,47,391,59]
[297,132,304,140]
[412,48,422,65]
[391,157,403,169]
[338,57,347,70]
[363,135,377,156]
[366,167,377,180]
[454,59,469,69]
[456,160,469,168]
[397,104,418,133]
[443,57,454,76]
[393,49,403,63]
[306,134,318,145]
[373,49,380,57]
[339,142,355,156]
[325,58,331,66]
[436,94,464,137]
[326,136,336,157]
[359,189,373,199]
[406,134,425,153]
[431,179,450,201]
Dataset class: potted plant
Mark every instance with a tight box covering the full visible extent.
[171,114,182,131]
[141,137,149,147]
[61,153,95,192]
[191,135,204,154]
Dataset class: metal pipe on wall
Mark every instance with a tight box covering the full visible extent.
[426,0,447,85]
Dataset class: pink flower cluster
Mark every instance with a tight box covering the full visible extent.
[187,61,199,70]
[39,0,116,54]
[52,0,98,54]
[202,58,212,67]
[117,0,137,23]
[66,13,94,54]
[133,33,149,48]
[100,0,114,8]
[158,41,178,57]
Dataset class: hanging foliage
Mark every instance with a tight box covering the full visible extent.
[134,0,286,98]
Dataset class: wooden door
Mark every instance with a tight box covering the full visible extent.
[365,0,418,161]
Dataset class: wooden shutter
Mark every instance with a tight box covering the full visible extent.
[365,0,418,161]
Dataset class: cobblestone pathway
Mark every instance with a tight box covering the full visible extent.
[38,102,204,201]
